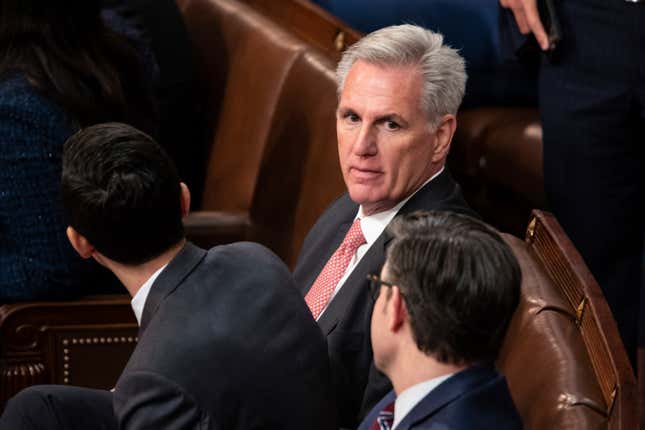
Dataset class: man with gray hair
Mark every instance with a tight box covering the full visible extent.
[293,24,477,428]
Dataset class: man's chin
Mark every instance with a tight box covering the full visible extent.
[347,188,377,207]
[348,190,394,215]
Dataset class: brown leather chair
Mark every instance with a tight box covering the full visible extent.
[499,210,637,429]
[239,0,361,62]
[0,296,138,411]
[177,0,348,260]
[450,107,545,237]
[247,49,345,267]
[177,0,306,215]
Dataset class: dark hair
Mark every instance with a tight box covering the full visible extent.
[0,0,156,132]
[385,210,521,365]
[61,123,184,265]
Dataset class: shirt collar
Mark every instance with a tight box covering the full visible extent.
[356,167,445,244]
[392,372,454,430]
[131,264,168,326]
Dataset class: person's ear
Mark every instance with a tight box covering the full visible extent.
[180,182,191,217]
[66,227,95,259]
[388,286,407,333]
[431,114,457,163]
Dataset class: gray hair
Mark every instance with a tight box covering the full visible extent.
[336,24,467,126]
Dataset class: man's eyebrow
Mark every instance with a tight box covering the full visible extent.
[375,113,409,127]
[337,106,357,116]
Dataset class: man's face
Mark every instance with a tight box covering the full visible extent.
[337,60,443,216]
[371,262,393,372]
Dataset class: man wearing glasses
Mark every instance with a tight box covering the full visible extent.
[359,210,522,430]
[293,24,476,428]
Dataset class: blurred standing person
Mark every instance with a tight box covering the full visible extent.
[0,0,158,301]
[500,0,645,366]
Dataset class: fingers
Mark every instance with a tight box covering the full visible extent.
[500,0,550,50]
[522,0,550,50]
[500,0,530,34]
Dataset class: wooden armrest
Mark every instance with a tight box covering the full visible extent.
[0,295,138,411]
[183,210,251,249]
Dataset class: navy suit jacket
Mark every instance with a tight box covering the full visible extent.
[293,169,475,428]
[357,365,522,430]
[114,241,337,430]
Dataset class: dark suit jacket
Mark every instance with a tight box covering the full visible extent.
[357,364,522,430]
[293,169,475,428]
[114,241,337,429]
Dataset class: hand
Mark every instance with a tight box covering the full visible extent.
[500,0,550,50]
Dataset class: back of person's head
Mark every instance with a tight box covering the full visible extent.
[0,0,155,133]
[385,210,520,365]
[61,122,184,265]
[336,24,466,127]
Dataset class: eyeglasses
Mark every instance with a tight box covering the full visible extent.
[366,274,395,300]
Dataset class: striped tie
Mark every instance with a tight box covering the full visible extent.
[370,401,395,430]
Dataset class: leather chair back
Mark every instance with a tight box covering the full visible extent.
[499,211,636,429]
[177,0,307,212]
[248,50,345,267]
[239,0,361,62]
[450,107,544,236]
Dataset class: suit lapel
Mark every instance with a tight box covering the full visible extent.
[396,365,497,429]
[139,242,207,335]
[317,229,388,335]
[398,168,461,215]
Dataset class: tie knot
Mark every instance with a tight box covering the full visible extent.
[342,218,366,251]
[371,400,395,430]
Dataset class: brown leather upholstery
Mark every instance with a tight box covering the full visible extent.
[177,0,347,260]
[450,107,545,236]
[239,0,361,63]
[0,296,137,411]
[177,0,307,212]
[248,50,345,267]
[499,210,636,429]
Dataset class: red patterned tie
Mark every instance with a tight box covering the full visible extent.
[305,219,366,320]
[370,401,395,430]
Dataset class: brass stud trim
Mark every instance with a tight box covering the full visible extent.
[334,31,346,52]
[575,297,587,327]
[526,217,537,242]
[61,336,137,385]
[608,386,617,415]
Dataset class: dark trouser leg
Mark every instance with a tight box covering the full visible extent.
[0,385,117,430]
[540,0,645,368]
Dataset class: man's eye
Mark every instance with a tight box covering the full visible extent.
[346,113,360,123]
[385,120,400,130]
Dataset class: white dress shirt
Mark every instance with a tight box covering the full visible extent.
[317,167,444,320]
[392,373,454,430]
[130,264,167,325]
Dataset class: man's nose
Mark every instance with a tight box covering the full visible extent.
[353,125,377,157]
